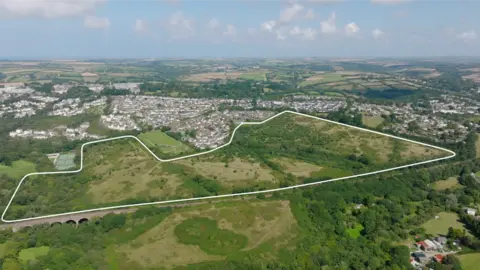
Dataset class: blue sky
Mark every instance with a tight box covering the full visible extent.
[0,0,478,58]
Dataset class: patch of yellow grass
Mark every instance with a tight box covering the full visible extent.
[305,75,324,81]
[181,72,245,82]
[400,142,445,160]
[85,142,185,204]
[272,158,322,177]
[433,177,460,191]
[3,69,39,74]
[476,133,480,157]
[362,115,384,128]
[175,158,276,183]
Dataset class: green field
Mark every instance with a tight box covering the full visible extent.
[422,212,472,237]
[0,160,36,178]
[300,73,346,87]
[18,246,50,262]
[54,153,76,170]
[239,72,265,81]
[458,253,480,270]
[138,130,191,155]
[346,224,364,239]
[362,115,384,128]
[433,177,460,191]
[175,217,248,255]
[0,243,6,259]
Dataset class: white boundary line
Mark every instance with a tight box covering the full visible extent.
[1,110,456,223]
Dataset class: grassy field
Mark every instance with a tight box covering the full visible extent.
[323,91,344,97]
[458,253,480,270]
[18,246,50,262]
[476,133,480,157]
[175,157,276,184]
[138,130,191,155]
[0,243,5,259]
[175,217,248,255]
[346,224,364,239]
[239,72,265,81]
[54,153,76,170]
[300,73,346,86]
[362,115,384,128]
[433,177,460,191]
[272,158,322,177]
[84,140,189,204]
[422,212,472,237]
[0,160,36,178]
[289,114,447,165]
[117,200,297,268]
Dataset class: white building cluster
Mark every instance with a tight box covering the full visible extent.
[100,114,139,131]
[49,97,107,117]
[9,122,105,140]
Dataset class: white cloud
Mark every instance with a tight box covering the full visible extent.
[370,0,411,4]
[224,24,237,37]
[372,28,384,39]
[0,0,105,18]
[259,2,304,35]
[303,28,316,40]
[84,16,110,30]
[134,19,147,33]
[306,0,344,3]
[164,11,195,39]
[279,3,304,24]
[320,12,336,34]
[290,26,316,40]
[305,8,315,19]
[393,10,408,18]
[261,20,277,32]
[247,28,257,35]
[290,26,301,36]
[208,18,220,30]
[457,30,477,42]
[275,29,287,40]
[345,22,359,35]
[165,0,180,4]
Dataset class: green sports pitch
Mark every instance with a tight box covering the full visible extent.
[138,130,191,155]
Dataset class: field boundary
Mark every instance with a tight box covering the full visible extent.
[1,110,456,223]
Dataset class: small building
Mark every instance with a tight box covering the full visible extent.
[465,208,477,216]
[354,204,364,209]
[409,258,422,268]
[417,240,436,251]
[435,236,448,245]
[412,252,429,264]
[433,254,444,263]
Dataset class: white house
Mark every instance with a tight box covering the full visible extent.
[466,208,477,216]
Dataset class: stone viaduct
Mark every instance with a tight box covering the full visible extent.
[0,196,254,232]
[0,208,137,232]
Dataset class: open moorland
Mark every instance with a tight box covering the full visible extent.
[117,200,297,268]
[4,112,450,220]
